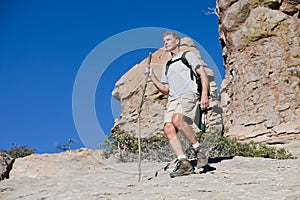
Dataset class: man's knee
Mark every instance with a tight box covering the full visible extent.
[163,123,176,137]
[171,113,183,130]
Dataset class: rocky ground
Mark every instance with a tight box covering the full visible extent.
[0,140,299,200]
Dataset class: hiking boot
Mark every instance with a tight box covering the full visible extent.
[169,158,194,178]
[188,146,208,169]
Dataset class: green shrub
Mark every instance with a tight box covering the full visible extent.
[101,130,170,162]
[102,130,296,162]
[1,143,35,159]
[198,132,296,160]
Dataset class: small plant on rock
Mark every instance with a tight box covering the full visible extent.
[198,132,296,160]
[101,130,296,162]
[1,143,35,159]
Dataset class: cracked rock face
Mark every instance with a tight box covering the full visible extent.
[0,153,14,181]
[112,38,223,137]
[217,0,300,143]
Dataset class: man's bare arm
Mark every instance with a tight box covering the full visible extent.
[196,67,209,109]
[145,65,169,95]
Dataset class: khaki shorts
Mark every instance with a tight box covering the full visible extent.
[164,93,200,133]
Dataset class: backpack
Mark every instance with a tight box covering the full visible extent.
[165,51,203,95]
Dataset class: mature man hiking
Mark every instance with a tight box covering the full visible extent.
[144,31,210,178]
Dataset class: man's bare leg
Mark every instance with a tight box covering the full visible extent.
[163,122,185,157]
[171,113,198,145]
[171,113,208,168]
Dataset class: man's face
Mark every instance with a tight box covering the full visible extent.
[163,34,179,52]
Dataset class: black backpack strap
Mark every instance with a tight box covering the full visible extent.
[181,51,198,81]
[165,57,182,75]
[165,51,198,81]
[182,51,204,95]
[164,51,204,95]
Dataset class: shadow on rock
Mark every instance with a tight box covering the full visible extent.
[200,165,216,174]
[208,156,234,164]
[197,156,234,174]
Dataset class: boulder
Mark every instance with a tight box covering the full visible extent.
[0,152,14,181]
[217,0,300,144]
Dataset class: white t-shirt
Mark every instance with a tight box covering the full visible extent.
[161,51,203,101]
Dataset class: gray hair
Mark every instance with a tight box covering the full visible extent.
[163,31,181,44]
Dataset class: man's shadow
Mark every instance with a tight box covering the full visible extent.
[191,156,234,174]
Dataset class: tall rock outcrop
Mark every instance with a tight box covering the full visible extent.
[217,0,300,144]
[0,153,14,181]
[112,38,223,137]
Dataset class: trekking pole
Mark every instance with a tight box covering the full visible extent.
[137,52,152,182]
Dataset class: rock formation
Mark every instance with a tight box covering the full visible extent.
[217,0,300,143]
[0,153,14,181]
[112,1,299,145]
[1,144,300,199]
[112,38,223,137]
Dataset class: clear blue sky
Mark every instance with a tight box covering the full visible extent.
[0,0,224,153]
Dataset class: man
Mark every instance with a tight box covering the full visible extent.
[145,31,210,178]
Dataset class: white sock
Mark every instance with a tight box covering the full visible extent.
[177,154,187,160]
[192,142,200,149]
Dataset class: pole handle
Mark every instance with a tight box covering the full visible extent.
[147,52,152,65]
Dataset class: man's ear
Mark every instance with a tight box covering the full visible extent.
[176,39,180,45]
